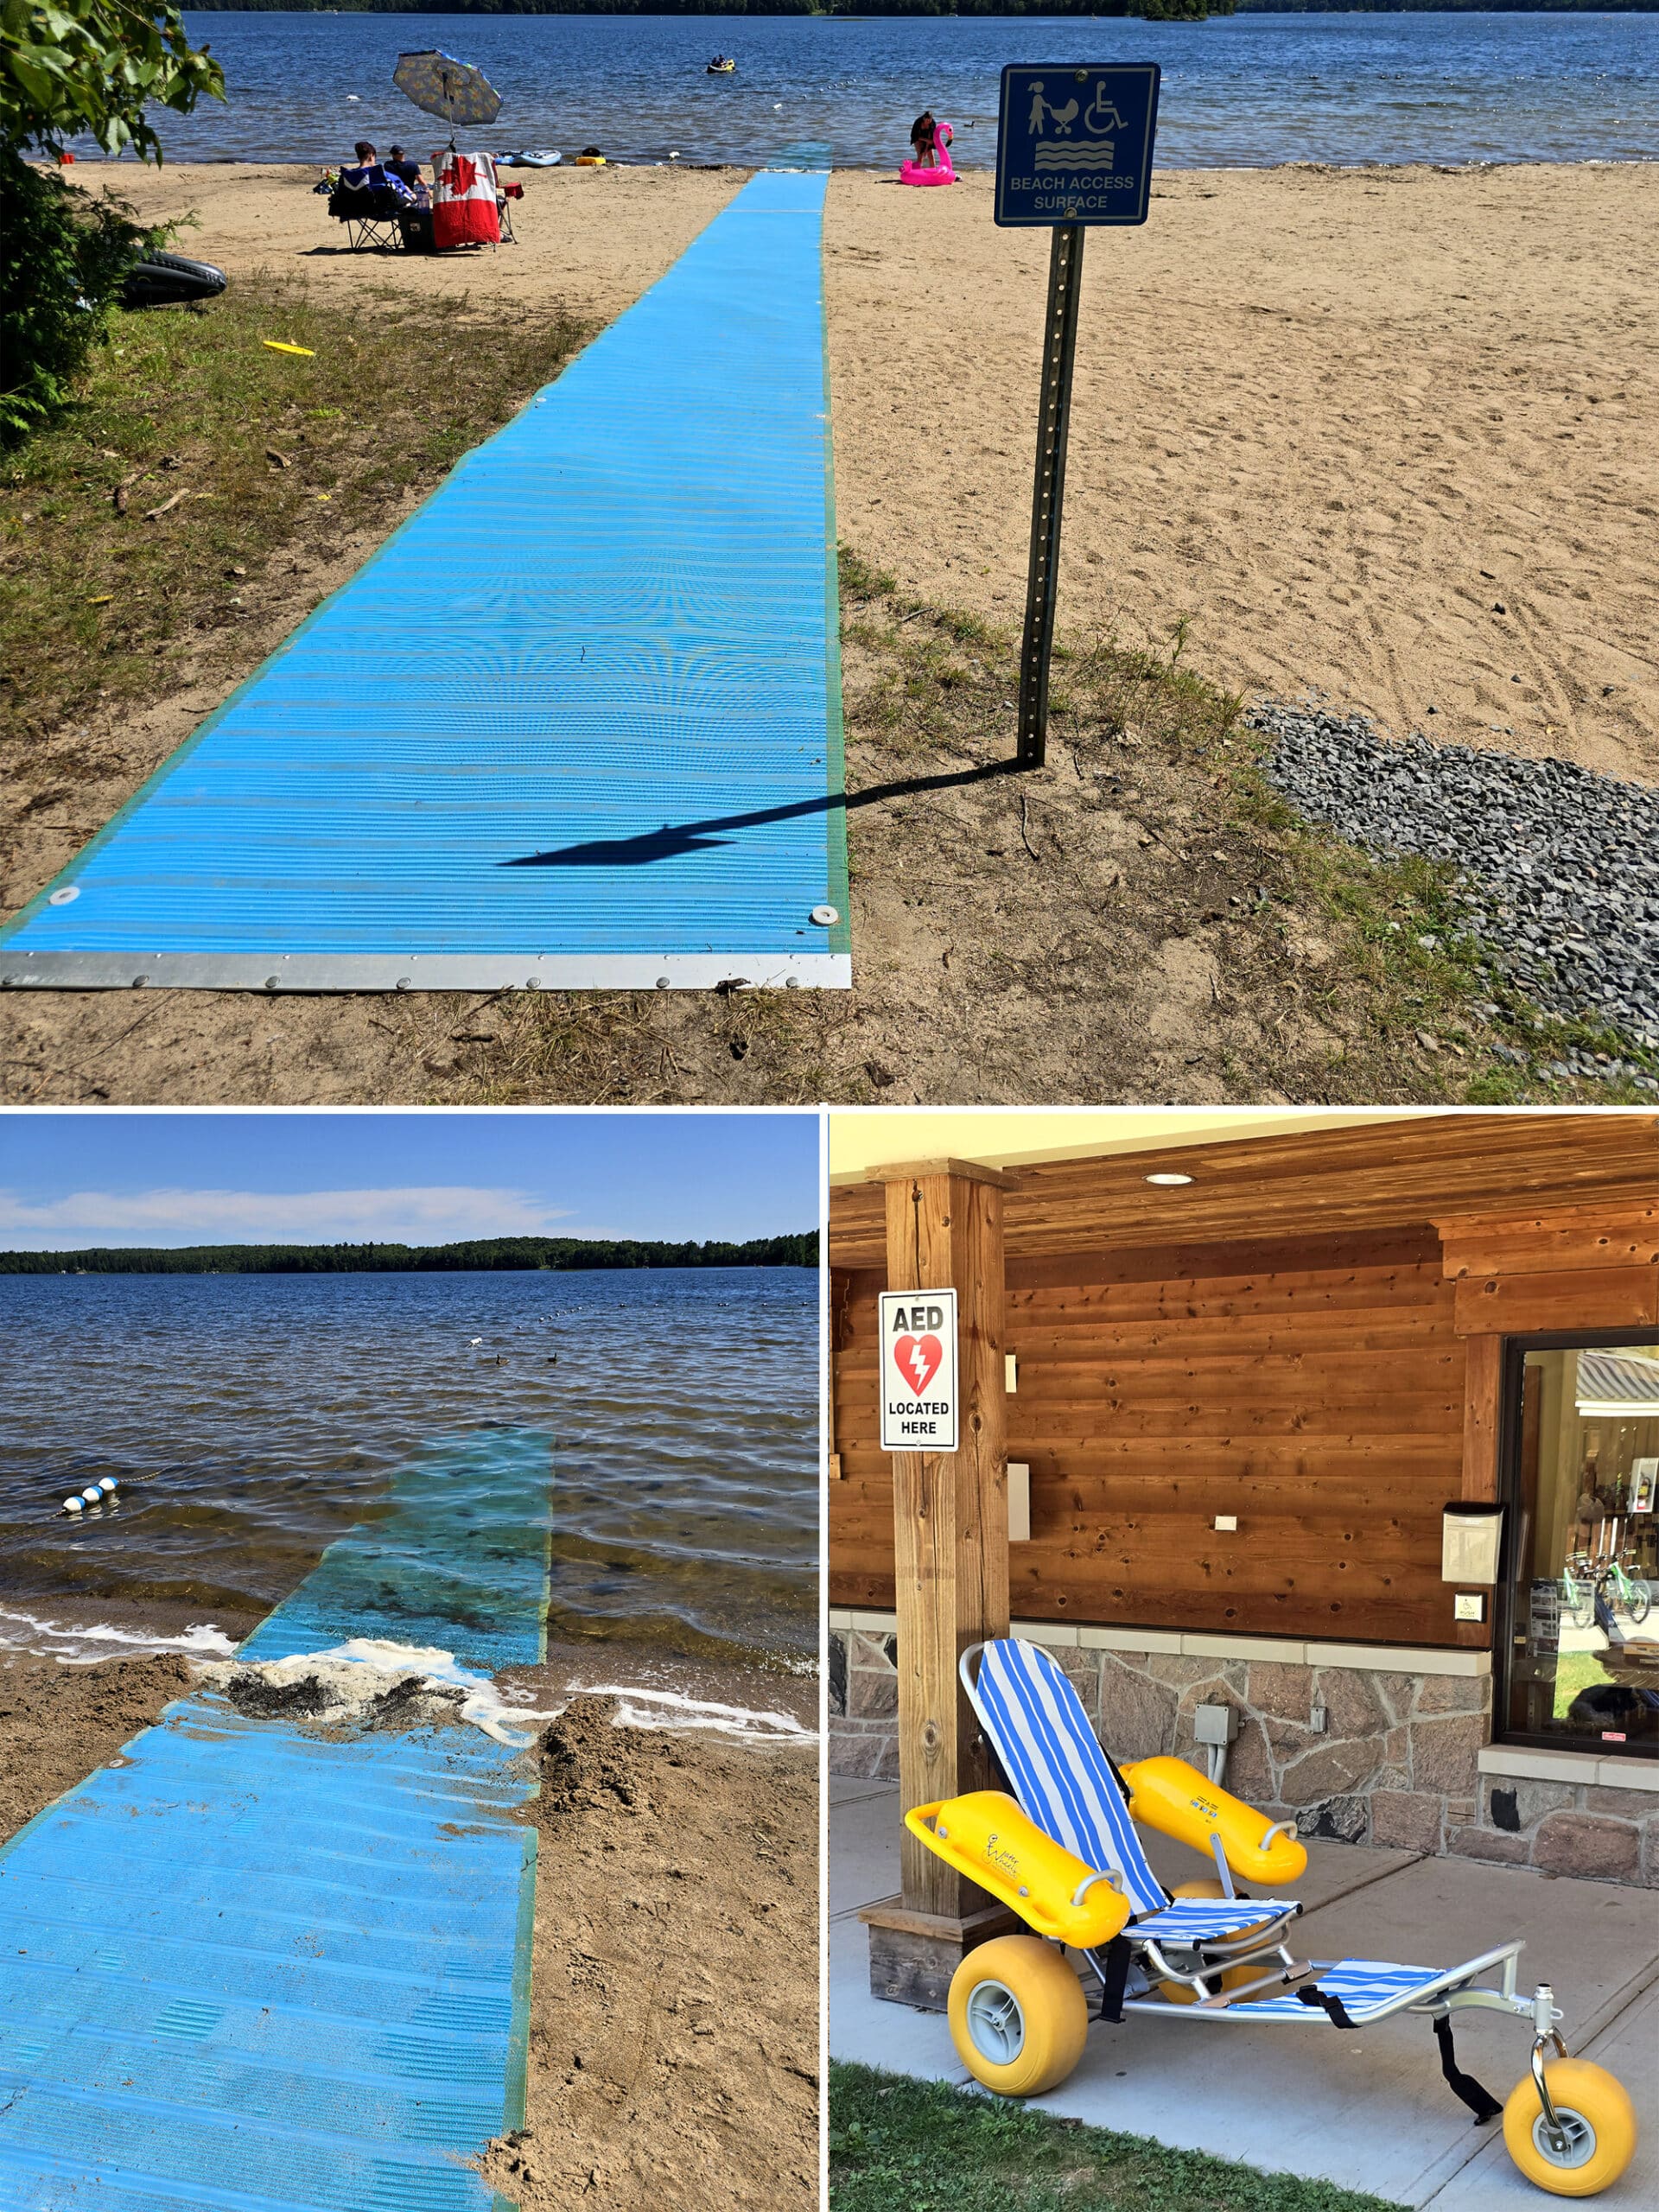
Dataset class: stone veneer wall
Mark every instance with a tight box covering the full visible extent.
[830,1629,1659,1889]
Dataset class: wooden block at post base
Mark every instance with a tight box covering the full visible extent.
[858,1893,1022,2012]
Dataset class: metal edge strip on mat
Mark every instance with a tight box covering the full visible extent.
[0,174,839,990]
[812,180,853,972]
[0,950,851,992]
[503,1829,538,2137]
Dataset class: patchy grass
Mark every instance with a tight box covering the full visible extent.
[837,550,1655,1105]
[3,488,1643,1103]
[830,2063,1408,2212]
[0,271,589,753]
[434,982,852,1108]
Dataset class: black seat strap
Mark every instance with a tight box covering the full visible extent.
[1096,1936,1133,2024]
[1433,2014,1503,2125]
[1295,1984,1357,2030]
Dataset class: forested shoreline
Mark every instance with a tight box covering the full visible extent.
[0,1231,817,1273]
[180,2,1659,16]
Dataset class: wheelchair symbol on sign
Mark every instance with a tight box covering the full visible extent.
[1085,86,1128,133]
[1027,80,1128,139]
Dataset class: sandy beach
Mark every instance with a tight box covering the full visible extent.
[67,156,1659,786]
[3,156,1653,1105]
[0,1648,817,2209]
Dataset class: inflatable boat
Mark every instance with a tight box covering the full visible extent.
[120,251,228,309]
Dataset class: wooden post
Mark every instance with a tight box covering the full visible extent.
[1462,1333,1503,1506]
[857,1160,1014,2009]
[1454,1332,1504,1650]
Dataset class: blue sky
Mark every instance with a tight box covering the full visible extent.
[0,1113,819,1249]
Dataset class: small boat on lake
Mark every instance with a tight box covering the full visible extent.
[706,56,736,75]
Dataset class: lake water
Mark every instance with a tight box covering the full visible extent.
[86,11,1659,170]
[0,1267,817,1672]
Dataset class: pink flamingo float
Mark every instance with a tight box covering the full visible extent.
[900,118,956,188]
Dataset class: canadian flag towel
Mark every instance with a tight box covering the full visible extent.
[432,150,500,250]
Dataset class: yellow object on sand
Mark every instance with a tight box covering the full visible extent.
[906,1790,1132,1949]
[1120,1757,1309,1887]
[574,156,606,167]
[262,340,315,357]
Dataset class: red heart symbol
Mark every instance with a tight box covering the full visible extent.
[893,1334,944,1395]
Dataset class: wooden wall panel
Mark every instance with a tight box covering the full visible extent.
[1439,1204,1659,1282]
[1453,1267,1659,1338]
[829,1114,1659,1272]
[830,1251,1469,1644]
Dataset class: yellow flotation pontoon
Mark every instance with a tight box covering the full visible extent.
[1119,1755,1309,1889]
[906,1790,1131,1950]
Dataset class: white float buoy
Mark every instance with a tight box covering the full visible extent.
[80,1486,103,1505]
[63,1497,83,1515]
[468,1338,483,1346]
[99,1477,118,1495]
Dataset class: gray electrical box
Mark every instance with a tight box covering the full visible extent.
[1193,1703,1238,1748]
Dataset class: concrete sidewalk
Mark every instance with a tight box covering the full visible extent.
[830,1779,1659,2209]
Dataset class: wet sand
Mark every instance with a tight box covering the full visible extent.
[73,156,1659,786]
[477,1689,817,2211]
[0,1650,198,1844]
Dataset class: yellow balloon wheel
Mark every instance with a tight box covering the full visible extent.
[1502,2059,1638,2197]
[1155,1880,1275,2005]
[947,1936,1089,2098]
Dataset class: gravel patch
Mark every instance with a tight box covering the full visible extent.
[1250,701,1659,1090]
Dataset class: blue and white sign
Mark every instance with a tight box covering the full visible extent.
[995,64,1161,228]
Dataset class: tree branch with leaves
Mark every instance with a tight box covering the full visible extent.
[2,0,224,158]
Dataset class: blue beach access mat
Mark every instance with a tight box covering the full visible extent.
[0,171,849,994]
[0,1429,553,2209]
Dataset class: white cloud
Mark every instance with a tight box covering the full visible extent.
[0,1185,576,1249]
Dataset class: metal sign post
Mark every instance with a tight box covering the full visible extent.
[995,63,1161,771]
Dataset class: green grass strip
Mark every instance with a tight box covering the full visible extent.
[830,2061,1410,2212]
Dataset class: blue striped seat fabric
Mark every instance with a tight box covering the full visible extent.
[1167,1958,1450,2024]
[968,1640,1299,1937]
[1133,1897,1301,1942]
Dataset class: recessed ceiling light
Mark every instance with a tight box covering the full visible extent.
[1145,1172,1194,1186]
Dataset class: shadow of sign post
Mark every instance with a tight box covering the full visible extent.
[995,62,1161,770]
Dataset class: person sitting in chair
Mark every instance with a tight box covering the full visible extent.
[340,140,414,206]
[385,144,428,201]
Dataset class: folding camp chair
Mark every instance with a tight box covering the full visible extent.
[328,168,409,253]
[902,1637,1637,2197]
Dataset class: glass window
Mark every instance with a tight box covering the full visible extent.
[1503,1340,1659,1757]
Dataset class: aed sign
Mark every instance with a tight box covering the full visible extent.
[995,63,1161,228]
[879,1288,959,1452]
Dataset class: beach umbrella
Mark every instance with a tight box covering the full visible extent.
[393,50,502,137]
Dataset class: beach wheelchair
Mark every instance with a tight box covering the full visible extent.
[907,1638,1637,2196]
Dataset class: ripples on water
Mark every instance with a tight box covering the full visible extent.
[0,1268,818,1669]
[76,12,1659,168]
